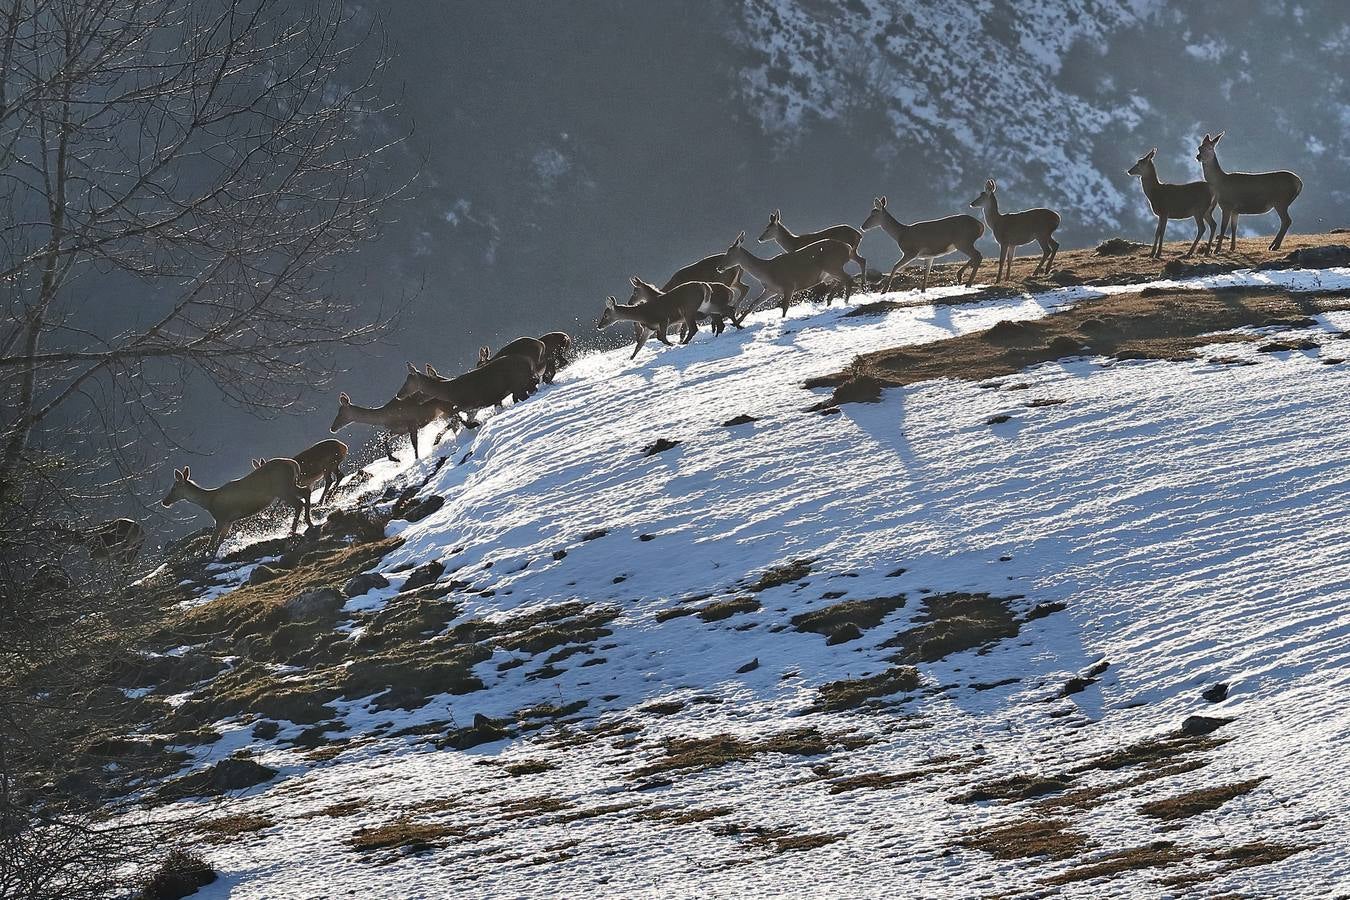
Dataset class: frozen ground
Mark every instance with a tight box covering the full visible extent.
[144,266,1350,897]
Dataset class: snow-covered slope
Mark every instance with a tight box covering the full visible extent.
[147,265,1350,897]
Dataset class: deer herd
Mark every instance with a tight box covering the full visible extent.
[133,132,1300,558]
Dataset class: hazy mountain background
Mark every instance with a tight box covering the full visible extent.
[151,0,1349,530]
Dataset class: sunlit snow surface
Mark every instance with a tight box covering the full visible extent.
[161,269,1350,897]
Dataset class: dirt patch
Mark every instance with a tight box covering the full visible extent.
[814,667,921,712]
[632,727,867,779]
[698,596,761,622]
[503,759,556,777]
[953,772,1075,804]
[1138,777,1267,821]
[791,594,906,643]
[810,280,1350,407]
[1080,731,1229,774]
[827,755,981,794]
[883,592,1024,663]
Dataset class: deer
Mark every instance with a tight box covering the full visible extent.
[862,196,984,292]
[1195,132,1302,253]
[968,180,1061,282]
[596,282,709,359]
[627,276,740,338]
[538,331,572,380]
[642,248,752,336]
[160,461,311,557]
[476,336,548,380]
[1126,149,1217,259]
[56,518,145,565]
[719,231,854,319]
[396,354,539,425]
[252,438,348,506]
[330,391,459,461]
[759,209,866,285]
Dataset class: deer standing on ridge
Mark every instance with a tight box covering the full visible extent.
[759,209,866,285]
[968,180,1061,281]
[1127,148,1217,258]
[862,196,984,292]
[719,232,855,319]
[596,283,709,359]
[161,461,311,557]
[1195,132,1302,253]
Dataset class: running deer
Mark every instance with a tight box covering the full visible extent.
[968,180,1061,281]
[862,196,984,292]
[253,438,349,505]
[161,461,311,557]
[396,354,539,424]
[1127,149,1217,258]
[330,391,458,461]
[719,231,854,319]
[597,282,709,358]
[642,248,752,335]
[759,209,866,283]
[476,336,548,380]
[628,276,739,337]
[1195,132,1302,253]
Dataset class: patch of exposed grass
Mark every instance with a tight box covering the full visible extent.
[503,759,556,777]
[194,812,273,843]
[827,755,981,794]
[814,667,921,712]
[299,798,369,819]
[137,847,217,900]
[884,592,1023,663]
[1040,841,1188,887]
[1205,840,1312,869]
[1138,777,1267,820]
[791,594,906,643]
[1081,732,1229,773]
[633,727,867,779]
[349,817,465,855]
[962,817,1092,860]
[498,795,571,820]
[953,772,1075,804]
[698,596,761,622]
[748,559,812,592]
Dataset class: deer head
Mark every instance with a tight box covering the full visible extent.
[1196,131,1223,163]
[330,391,355,432]
[969,180,997,210]
[476,346,491,367]
[627,276,659,304]
[862,196,889,230]
[161,466,193,507]
[757,208,783,243]
[597,296,619,330]
[1126,148,1157,177]
[395,363,434,400]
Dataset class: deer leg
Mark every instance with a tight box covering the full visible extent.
[852,249,866,284]
[1153,217,1167,259]
[960,246,982,286]
[630,326,651,359]
[681,314,698,344]
[1271,204,1292,251]
[884,252,917,293]
[209,522,229,558]
[1184,215,1204,257]
[385,433,399,462]
[411,427,421,460]
[920,257,934,293]
[1228,212,1239,252]
[1203,206,1218,255]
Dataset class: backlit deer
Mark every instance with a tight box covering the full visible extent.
[253,438,349,505]
[629,276,739,337]
[759,209,866,283]
[862,196,984,292]
[161,461,311,557]
[476,337,547,381]
[969,180,1061,281]
[396,354,539,424]
[597,282,709,359]
[719,231,854,319]
[645,248,751,334]
[58,518,145,565]
[330,391,458,461]
[1196,132,1302,253]
[538,331,572,381]
[1127,149,1216,258]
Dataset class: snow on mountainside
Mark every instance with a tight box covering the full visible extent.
[114,245,1350,897]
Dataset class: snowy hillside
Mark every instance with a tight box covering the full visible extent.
[118,246,1350,897]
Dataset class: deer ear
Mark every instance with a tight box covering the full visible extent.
[1213,130,1224,143]
[427,364,440,377]
[173,467,183,481]
[606,295,616,307]
[735,231,745,245]
[986,179,996,190]
[1201,133,1211,143]
[182,466,190,480]
[773,208,780,220]
[339,391,350,405]
[630,276,642,287]
[880,195,887,207]
[1147,147,1157,158]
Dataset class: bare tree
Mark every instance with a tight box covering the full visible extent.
[0,1,403,895]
